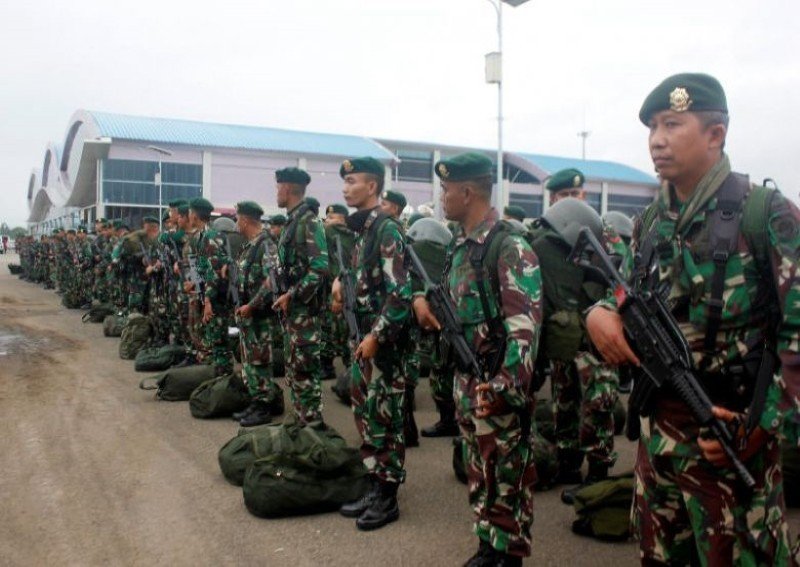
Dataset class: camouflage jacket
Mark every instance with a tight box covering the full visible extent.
[445,208,542,409]
[276,202,329,306]
[351,207,411,343]
[325,223,356,280]
[236,230,277,312]
[600,156,800,448]
[185,225,229,304]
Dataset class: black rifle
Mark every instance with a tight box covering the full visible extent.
[186,253,206,303]
[139,241,154,267]
[334,236,366,373]
[406,245,484,383]
[569,227,756,488]
[224,237,241,309]
[263,250,287,326]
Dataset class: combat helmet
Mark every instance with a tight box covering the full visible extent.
[602,211,634,240]
[406,218,453,247]
[212,216,237,233]
[542,197,602,248]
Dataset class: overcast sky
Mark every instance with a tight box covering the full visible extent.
[1,0,798,227]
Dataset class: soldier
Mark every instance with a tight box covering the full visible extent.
[586,73,800,565]
[170,203,192,348]
[230,200,285,427]
[145,214,173,345]
[272,167,329,424]
[502,205,526,223]
[267,214,286,243]
[334,156,411,531]
[414,152,541,566]
[379,189,407,219]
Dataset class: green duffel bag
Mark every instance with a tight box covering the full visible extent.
[139,364,216,401]
[102,312,127,337]
[119,313,152,359]
[189,372,250,419]
[134,344,188,372]
[218,423,277,486]
[571,473,634,542]
[82,302,116,324]
[242,422,369,518]
[8,264,23,275]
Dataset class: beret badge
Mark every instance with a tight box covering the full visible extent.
[669,87,692,113]
[437,163,449,179]
[342,160,354,173]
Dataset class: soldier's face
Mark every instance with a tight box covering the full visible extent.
[325,213,346,226]
[269,225,282,239]
[648,110,726,188]
[440,181,469,222]
[188,210,202,229]
[379,200,400,218]
[343,173,375,209]
[169,208,180,223]
[276,183,291,208]
[552,188,585,204]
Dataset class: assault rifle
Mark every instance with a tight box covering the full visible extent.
[139,241,154,268]
[263,251,287,326]
[186,254,206,303]
[224,238,241,309]
[406,246,484,382]
[568,227,756,488]
[334,236,365,373]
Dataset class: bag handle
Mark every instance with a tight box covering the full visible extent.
[81,312,92,324]
[139,376,160,390]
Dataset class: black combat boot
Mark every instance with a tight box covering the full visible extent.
[267,395,285,417]
[463,540,493,567]
[320,356,336,381]
[239,400,273,427]
[553,448,584,486]
[231,401,257,421]
[561,460,609,505]
[340,476,379,518]
[356,480,399,531]
[421,399,459,437]
[404,385,419,447]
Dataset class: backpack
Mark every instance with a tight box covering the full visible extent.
[571,473,634,542]
[119,313,153,359]
[133,344,188,372]
[241,421,369,518]
[102,312,127,337]
[189,372,250,419]
[82,302,115,324]
[138,364,216,401]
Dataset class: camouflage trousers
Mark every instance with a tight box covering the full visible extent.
[551,351,618,466]
[148,283,170,344]
[127,277,147,314]
[350,350,406,484]
[202,305,234,377]
[172,292,191,346]
[455,370,536,557]
[236,314,281,404]
[92,266,109,303]
[282,308,323,423]
[320,304,350,364]
[634,436,796,566]
[429,337,455,405]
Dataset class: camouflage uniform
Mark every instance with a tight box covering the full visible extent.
[91,233,111,304]
[275,202,329,423]
[322,223,356,370]
[446,210,542,557]
[349,207,411,483]
[602,156,800,565]
[235,230,282,405]
[111,232,150,314]
[146,234,172,344]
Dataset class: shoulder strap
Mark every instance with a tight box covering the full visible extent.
[741,184,777,274]
[241,233,268,290]
[700,172,749,370]
[468,222,510,328]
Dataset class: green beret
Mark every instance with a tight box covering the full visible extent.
[269,214,287,226]
[326,203,349,217]
[339,157,385,179]
[236,200,264,219]
[381,190,407,209]
[407,213,424,227]
[143,216,159,225]
[189,197,214,215]
[66,229,76,234]
[503,205,526,222]
[545,168,585,192]
[177,204,190,215]
[162,211,170,222]
[111,220,123,229]
[305,196,320,213]
[434,152,493,182]
[275,167,311,185]
[77,225,88,233]
[168,199,187,208]
[95,217,107,224]
[51,229,60,235]
[639,72,727,125]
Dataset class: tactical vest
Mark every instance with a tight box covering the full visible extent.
[326,224,356,279]
[356,212,404,318]
[279,203,315,286]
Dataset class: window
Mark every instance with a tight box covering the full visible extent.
[396,150,433,182]
[101,159,202,205]
[585,192,602,213]
[607,194,654,217]
[509,192,543,218]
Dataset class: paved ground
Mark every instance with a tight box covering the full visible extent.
[0,253,797,567]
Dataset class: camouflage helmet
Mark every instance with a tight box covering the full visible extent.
[602,211,634,240]
[406,218,453,247]
[212,216,237,233]
[542,197,602,248]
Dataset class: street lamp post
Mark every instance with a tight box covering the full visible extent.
[485,0,530,211]
[144,145,173,230]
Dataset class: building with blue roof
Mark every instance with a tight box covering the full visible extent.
[26,110,658,231]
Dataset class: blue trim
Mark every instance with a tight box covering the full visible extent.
[516,152,657,185]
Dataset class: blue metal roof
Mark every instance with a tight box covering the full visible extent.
[516,152,657,185]
[87,111,396,160]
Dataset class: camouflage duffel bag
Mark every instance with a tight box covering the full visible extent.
[102,312,127,337]
[139,364,215,401]
[189,372,250,419]
[119,313,152,359]
[82,302,116,324]
[241,421,369,518]
[571,473,634,542]
[134,344,188,372]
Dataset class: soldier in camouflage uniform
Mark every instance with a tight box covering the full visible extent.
[587,73,800,565]
[91,219,112,304]
[112,218,159,315]
[272,167,329,424]
[414,153,542,566]
[75,226,94,307]
[168,203,192,348]
[334,157,410,531]
[182,198,234,376]
[144,215,173,345]
[228,201,285,427]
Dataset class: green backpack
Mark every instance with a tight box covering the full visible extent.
[119,313,152,359]
[241,421,369,518]
[134,344,188,372]
[82,302,116,324]
[571,473,634,542]
[139,364,216,401]
[189,373,250,419]
[102,312,127,337]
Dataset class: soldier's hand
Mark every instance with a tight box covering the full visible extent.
[331,277,342,304]
[698,406,770,466]
[202,300,214,324]
[236,304,252,319]
[272,292,291,316]
[145,266,154,276]
[585,307,640,366]
[331,299,343,314]
[173,261,180,275]
[355,333,379,361]
[413,297,441,331]
[221,264,228,279]
[474,383,509,418]
[183,281,194,293]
